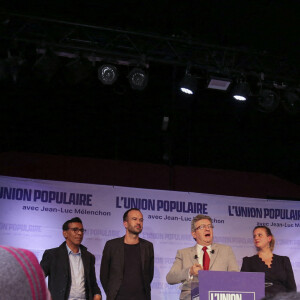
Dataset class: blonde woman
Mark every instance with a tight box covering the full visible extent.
[241,226,296,297]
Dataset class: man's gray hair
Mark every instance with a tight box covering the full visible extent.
[191,214,212,232]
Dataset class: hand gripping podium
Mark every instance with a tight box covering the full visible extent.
[191,271,265,300]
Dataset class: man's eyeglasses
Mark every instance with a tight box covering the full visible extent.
[68,228,86,233]
[195,224,214,231]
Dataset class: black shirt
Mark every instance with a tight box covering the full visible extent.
[116,243,147,300]
[241,254,296,297]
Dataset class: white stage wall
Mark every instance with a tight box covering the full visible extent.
[0,175,299,299]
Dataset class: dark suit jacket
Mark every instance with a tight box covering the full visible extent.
[100,237,154,300]
[241,254,296,297]
[40,241,101,300]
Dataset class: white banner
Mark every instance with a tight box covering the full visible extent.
[0,175,299,299]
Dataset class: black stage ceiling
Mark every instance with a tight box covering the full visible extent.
[0,0,299,184]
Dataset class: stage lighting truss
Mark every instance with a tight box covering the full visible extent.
[128,68,148,90]
[1,12,299,93]
[98,64,118,85]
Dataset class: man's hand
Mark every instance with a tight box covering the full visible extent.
[93,294,101,300]
[189,264,203,276]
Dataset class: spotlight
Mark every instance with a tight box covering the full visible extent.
[207,76,231,91]
[282,91,300,114]
[33,52,59,83]
[98,64,118,85]
[256,89,280,113]
[161,116,169,131]
[128,68,148,90]
[180,74,197,95]
[232,81,250,101]
[63,59,93,85]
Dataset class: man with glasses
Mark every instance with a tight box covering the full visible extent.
[40,217,102,300]
[166,214,238,300]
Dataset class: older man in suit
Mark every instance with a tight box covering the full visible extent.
[166,214,239,300]
[100,208,154,300]
[40,217,101,300]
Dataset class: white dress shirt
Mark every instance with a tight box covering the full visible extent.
[196,244,212,266]
[66,244,86,300]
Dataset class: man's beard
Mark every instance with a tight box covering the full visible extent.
[128,226,142,235]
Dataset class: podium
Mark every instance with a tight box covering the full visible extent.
[191,271,265,300]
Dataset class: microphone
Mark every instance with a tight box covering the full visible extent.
[194,255,198,259]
